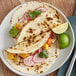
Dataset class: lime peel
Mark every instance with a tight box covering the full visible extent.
[58,33,70,49]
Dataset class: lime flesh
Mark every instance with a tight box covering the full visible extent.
[58,33,70,49]
[52,22,68,34]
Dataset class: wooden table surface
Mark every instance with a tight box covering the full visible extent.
[0,0,75,76]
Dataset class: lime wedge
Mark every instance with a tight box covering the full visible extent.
[52,22,68,34]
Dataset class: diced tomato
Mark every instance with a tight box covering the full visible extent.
[24,56,34,66]
[13,37,17,39]
[36,7,48,13]
[28,53,32,55]
[35,48,43,54]
[50,31,55,39]
[26,15,32,22]
[46,38,52,46]
[15,24,22,34]
[16,27,21,33]
[33,53,45,63]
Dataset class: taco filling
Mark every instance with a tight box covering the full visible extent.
[9,1,63,43]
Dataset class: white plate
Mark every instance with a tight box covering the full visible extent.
[0,2,75,76]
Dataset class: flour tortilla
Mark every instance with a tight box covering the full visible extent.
[6,31,51,53]
[10,1,62,27]
[10,1,63,43]
[4,40,59,74]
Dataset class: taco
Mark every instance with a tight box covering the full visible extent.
[9,1,63,43]
[4,32,59,74]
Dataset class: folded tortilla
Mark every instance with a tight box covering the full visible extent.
[10,1,63,43]
[6,31,50,53]
[4,40,59,74]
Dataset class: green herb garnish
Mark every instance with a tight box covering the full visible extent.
[27,10,41,19]
[9,26,19,37]
[39,50,48,58]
